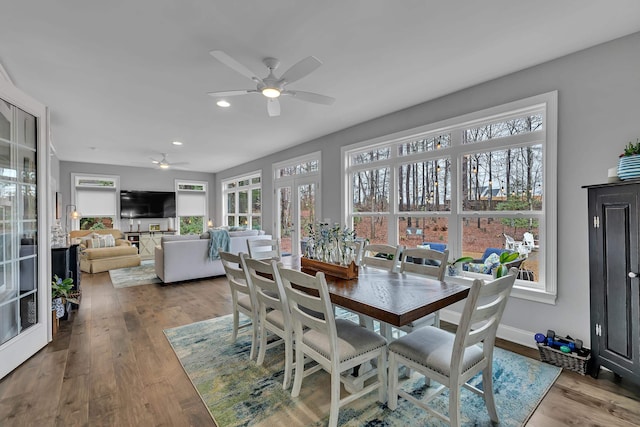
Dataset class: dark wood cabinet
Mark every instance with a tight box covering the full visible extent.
[51,244,81,297]
[586,181,640,385]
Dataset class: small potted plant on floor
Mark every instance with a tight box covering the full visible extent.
[51,275,78,320]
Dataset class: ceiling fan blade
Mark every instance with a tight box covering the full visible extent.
[207,89,256,97]
[210,50,261,83]
[284,90,335,105]
[267,98,281,117]
[279,56,322,84]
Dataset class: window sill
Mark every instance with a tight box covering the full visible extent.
[445,274,557,305]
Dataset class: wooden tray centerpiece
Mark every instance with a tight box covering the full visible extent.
[300,257,359,280]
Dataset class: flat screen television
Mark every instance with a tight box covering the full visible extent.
[120,190,176,219]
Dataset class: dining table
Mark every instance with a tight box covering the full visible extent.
[280,256,471,392]
[282,256,470,328]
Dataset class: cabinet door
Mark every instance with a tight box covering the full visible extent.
[589,187,640,380]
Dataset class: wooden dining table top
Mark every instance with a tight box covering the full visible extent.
[281,257,470,327]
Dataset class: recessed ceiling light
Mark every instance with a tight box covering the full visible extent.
[172,141,183,146]
[217,100,231,108]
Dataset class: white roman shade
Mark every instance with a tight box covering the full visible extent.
[176,181,207,217]
[76,188,117,216]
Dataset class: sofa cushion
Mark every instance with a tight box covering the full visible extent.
[87,234,116,248]
[82,245,138,260]
[229,230,259,237]
[162,234,200,243]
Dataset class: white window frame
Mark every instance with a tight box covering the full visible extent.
[221,171,262,229]
[71,173,120,230]
[342,92,557,304]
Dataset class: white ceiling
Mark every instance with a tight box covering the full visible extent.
[1,1,639,173]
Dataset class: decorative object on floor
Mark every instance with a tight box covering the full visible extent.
[109,260,161,288]
[617,138,640,180]
[164,314,561,427]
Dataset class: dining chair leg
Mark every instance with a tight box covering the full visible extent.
[249,321,258,360]
[377,350,387,403]
[282,330,293,390]
[231,309,239,342]
[329,366,341,427]
[291,338,304,397]
[256,312,268,366]
[387,351,399,410]
[449,384,461,427]
[433,310,440,328]
[482,366,499,423]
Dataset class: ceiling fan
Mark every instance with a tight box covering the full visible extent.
[151,153,188,170]
[208,50,335,117]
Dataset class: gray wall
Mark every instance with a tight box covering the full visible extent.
[58,161,216,231]
[217,32,640,344]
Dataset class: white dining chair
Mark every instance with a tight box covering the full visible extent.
[387,267,518,427]
[244,256,294,390]
[398,247,449,330]
[247,238,281,260]
[357,243,404,332]
[219,251,259,360]
[359,243,403,272]
[278,266,388,427]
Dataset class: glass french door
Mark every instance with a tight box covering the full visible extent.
[276,177,319,257]
[0,79,49,380]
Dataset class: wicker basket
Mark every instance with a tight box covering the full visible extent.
[537,343,591,375]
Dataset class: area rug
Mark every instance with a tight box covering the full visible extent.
[109,260,161,288]
[164,314,561,427]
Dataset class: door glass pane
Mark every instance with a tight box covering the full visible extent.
[17,108,37,149]
[278,187,292,256]
[251,189,261,214]
[227,193,235,214]
[298,183,315,255]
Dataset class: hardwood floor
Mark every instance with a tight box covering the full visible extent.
[1,271,638,426]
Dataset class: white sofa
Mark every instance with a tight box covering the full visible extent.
[154,231,271,283]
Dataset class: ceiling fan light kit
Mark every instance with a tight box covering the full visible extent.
[208,50,335,117]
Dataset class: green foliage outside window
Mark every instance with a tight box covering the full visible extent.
[180,216,204,235]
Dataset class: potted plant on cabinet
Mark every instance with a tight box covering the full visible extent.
[618,138,640,180]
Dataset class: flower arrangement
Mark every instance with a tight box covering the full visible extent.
[305,222,357,265]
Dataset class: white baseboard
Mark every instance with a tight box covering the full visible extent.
[440,309,537,350]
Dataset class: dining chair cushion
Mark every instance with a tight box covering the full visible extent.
[388,325,483,377]
[237,295,252,311]
[302,319,387,362]
[265,309,286,330]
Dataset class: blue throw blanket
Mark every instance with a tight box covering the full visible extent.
[208,229,230,260]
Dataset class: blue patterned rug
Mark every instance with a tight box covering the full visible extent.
[164,314,560,427]
[109,260,161,288]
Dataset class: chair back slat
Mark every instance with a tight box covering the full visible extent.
[451,268,517,371]
[245,257,287,313]
[400,247,449,280]
[247,239,281,260]
[278,267,334,336]
[220,251,250,295]
[360,243,403,272]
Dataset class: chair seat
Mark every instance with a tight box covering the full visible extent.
[388,326,483,377]
[265,309,286,330]
[303,319,386,363]
[237,294,252,311]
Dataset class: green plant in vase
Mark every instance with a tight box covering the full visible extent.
[494,251,520,278]
[52,275,78,318]
[446,256,474,276]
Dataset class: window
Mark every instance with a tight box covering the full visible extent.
[72,174,119,231]
[176,180,208,235]
[222,173,261,229]
[344,92,557,302]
